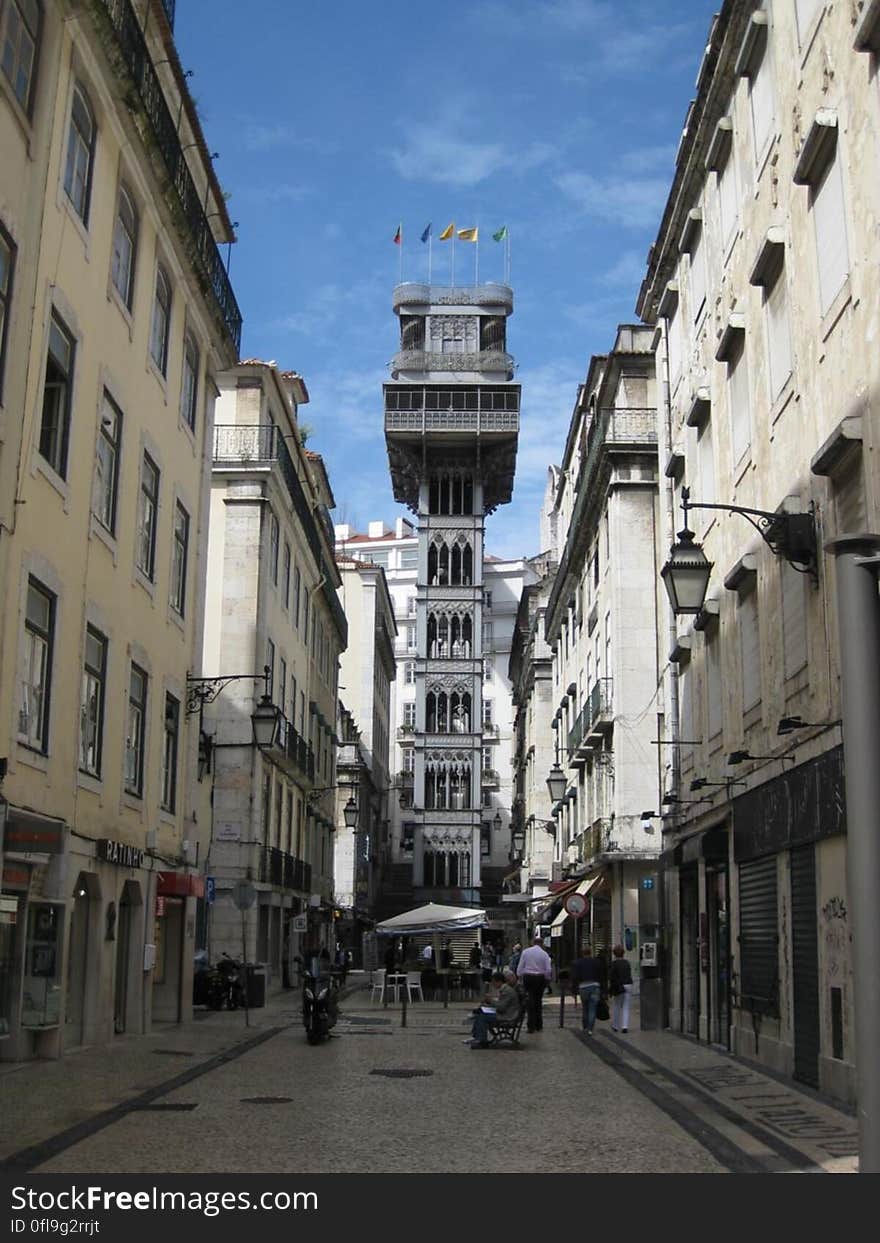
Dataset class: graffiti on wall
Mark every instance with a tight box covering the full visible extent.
[821,896,848,981]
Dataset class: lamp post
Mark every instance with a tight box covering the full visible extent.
[825,533,880,1173]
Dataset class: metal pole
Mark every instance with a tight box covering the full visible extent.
[826,533,880,1173]
[241,909,250,1028]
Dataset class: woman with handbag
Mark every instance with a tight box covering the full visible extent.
[609,944,634,1032]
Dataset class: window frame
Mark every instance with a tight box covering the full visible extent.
[0,222,14,403]
[179,329,199,430]
[169,499,190,616]
[161,692,180,813]
[39,311,75,479]
[63,82,96,225]
[1,0,41,116]
[110,183,138,310]
[136,451,160,581]
[21,575,54,753]
[93,391,121,535]
[268,511,279,585]
[79,625,107,778]
[149,263,172,376]
[125,663,147,797]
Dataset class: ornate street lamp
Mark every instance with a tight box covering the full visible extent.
[343,795,359,829]
[546,763,567,803]
[251,692,281,750]
[510,824,526,856]
[660,522,713,615]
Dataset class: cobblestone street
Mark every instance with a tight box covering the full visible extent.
[0,983,856,1175]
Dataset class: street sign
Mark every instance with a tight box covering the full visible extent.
[232,881,256,910]
[641,877,655,890]
[293,914,307,932]
[205,876,216,904]
[564,892,588,919]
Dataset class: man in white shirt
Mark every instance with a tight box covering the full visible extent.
[422,944,433,962]
[516,932,553,1032]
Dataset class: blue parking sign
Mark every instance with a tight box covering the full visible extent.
[641,877,654,890]
[205,876,216,904]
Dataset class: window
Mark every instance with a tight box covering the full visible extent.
[266,638,275,698]
[21,577,54,751]
[704,626,722,740]
[93,392,120,534]
[161,693,180,812]
[268,512,279,584]
[406,623,417,651]
[1,0,40,113]
[403,701,416,728]
[666,305,681,386]
[303,595,309,644]
[747,29,774,162]
[483,698,493,725]
[406,595,417,616]
[812,150,849,316]
[279,658,287,718]
[678,651,694,768]
[399,547,418,569]
[125,664,147,797]
[150,264,171,375]
[482,746,493,770]
[80,626,106,777]
[282,542,291,608]
[697,419,715,506]
[781,561,808,681]
[63,84,95,224]
[170,501,189,615]
[482,621,493,650]
[404,661,415,685]
[39,313,74,478]
[111,185,138,309]
[179,331,199,430]
[764,267,792,401]
[293,565,301,628]
[717,146,739,251]
[402,746,415,773]
[136,453,159,580]
[738,584,761,712]
[687,225,707,322]
[0,224,14,401]
[727,338,751,465]
[483,591,493,611]
[366,549,389,568]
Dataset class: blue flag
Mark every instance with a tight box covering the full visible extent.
[421,222,432,243]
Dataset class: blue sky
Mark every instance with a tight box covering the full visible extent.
[177,0,718,558]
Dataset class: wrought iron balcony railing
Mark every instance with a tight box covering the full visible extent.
[98,0,241,352]
[385,409,519,434]
[259,848,311,891]
[391,350,514,378]
[275,713,315,783]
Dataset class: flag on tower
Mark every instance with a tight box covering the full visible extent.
[439,222,455,240]
[393,224,401,245]
[492,225,508,242]
[457,227,478,242]
[421,223,432,243]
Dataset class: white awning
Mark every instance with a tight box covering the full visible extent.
[548,875,603,932]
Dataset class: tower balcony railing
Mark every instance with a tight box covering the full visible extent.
[391,349,514,378]
[385,409,519,434]
[397,724,415,738]
[392,283,513,312]
[97,0,241,352]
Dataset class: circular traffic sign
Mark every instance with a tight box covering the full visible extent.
[564,892,588,919]
[232,881,256,910]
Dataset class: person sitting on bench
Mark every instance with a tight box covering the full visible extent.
[467,972,521,1048]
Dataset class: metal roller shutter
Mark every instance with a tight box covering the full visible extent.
[738,855,778,1012]
[791,845,820,1088]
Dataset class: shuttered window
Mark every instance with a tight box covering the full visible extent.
[705,628,722,739]
[765,267,792,400]
[749,39,774,161]
[738,585,761,711]
[728,339,751,465]
[667,305,681,385]
[781,561,808,680]
[738,855,779,1012]
[698,419,715,506]
[689,227,707,321]
[831,452,865,534]
[718,147,739,250]
[795,0,821,42]
[679,656,694,766]
[812,151,849,316]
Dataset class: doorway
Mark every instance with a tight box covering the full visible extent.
[113,881,141,1034]
[791,845,820,1088]
[152,897,184,1022]
[706,864,730,1048]
[679,868,699,1036]
[64,877,93,1050]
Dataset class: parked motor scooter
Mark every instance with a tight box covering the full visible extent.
[217,953,247,1010]
[302,972,338,1044]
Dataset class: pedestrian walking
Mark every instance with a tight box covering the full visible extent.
[609,944,633,1032]
[508,942,522,974]
[516,932,552,1032]
[481,941,494,983]
[569,944,608,1035]
[468,941,481,969]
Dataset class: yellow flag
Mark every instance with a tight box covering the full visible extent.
[439,222,455,240]
[457,227,478,242]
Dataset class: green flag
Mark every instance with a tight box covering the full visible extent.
[492,225,508,242]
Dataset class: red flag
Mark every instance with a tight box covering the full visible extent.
[393,224,401,245]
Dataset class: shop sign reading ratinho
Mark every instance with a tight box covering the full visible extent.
[98,838,144,869]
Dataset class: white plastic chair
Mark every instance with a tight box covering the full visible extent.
[370,969,386,1004]
[405,972,424,1002]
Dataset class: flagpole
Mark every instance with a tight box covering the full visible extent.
[451,229,455,288]
[475,223,479,285]
[428,233,433,284]
[400,226,404,284]
[507,229,511,285]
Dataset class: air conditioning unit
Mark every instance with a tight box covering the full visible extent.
[145,829,158,851]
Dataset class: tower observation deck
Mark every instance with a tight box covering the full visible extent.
[383,282,520,903]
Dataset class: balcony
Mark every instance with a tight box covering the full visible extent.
[397,770,414,787]
[212,425,347,644]
[274,714,316,784]
[391,350,515,380]
[586,678,614,743]
[397,724,416,739]
[482,769,500,788]
[97,0,241,352]
[482,722,500,738]
[385,408,519,435]
[259,848,312,892]
[392,283,514,313]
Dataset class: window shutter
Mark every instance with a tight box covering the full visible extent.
[750,45,774,157]
[705,631,722,738]
[718,151,738,248]
[728,344,751,464]
[679,658,694,763]
[698,420,715,506]
[813,153,849,315]
[667,308,682,383]
[738,588,761,711]
[765,271,792,399]
[689,230,707,321]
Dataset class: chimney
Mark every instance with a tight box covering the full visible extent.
[368,520,386,538]
[335,523,351,541]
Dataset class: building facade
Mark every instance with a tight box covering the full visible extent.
[333,557,396,957]
[0,0,239,1059]
[541,326,662,976]
[636,0,880,1102]
[201,361,346,990]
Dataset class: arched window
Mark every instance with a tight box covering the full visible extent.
[429,476,440,514]
[150,264,171,375]
[463,476,474,513]
[451,543,462,585]
[463,543,473,585]
[439,475,450,514]
[428,544,438,584]
[438,543,449,585]
[64,84,96,223]
[111,184,138,309]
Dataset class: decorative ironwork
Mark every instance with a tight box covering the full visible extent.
[392,283,513,311]
[391,350,514,376]
[97,0,241,352]
[185,667,270,717]
[679,486,817,575]
[385,410,519,433]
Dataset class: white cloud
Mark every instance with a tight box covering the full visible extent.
[555,168,669,229]
[240,120,338,156]
[387,119,554,187]
[238,183,314,205]
[598,249,647,290]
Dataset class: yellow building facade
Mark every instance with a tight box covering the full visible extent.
[0,0,239,1058]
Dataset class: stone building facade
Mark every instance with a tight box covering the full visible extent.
[0,0,239,1058]
[202,362,346,989]
[636,0,880,1101]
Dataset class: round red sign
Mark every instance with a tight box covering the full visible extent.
[564,892,588,919]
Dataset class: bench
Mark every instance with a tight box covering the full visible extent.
[488,1004,527,1047]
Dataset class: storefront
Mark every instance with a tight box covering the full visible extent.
[152,871,204,1023]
